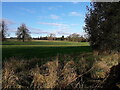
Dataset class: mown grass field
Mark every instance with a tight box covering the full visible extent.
[2,40,89,46]
[2,40,92,60]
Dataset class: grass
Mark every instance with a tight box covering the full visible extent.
[2,40,89,46]
[2,40,120,89]
[2,53,119,89]
[2,40,91,61]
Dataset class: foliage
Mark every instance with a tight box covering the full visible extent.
[67,33,80,42]
[47,33,56,40]
[36,35,65,41]
[84,2,120,52]
[0,20,8,41]
[16,24,31,42]
[61,35,65,41]
[102,63,120,89]
[67,33,87,42]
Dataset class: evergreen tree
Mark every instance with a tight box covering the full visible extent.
[84,2,120,52]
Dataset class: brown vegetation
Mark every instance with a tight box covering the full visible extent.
[2,53,120,89]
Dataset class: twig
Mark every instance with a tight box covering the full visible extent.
[66,66,94,87]
[93,74,109,90]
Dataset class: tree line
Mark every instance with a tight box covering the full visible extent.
[33,33,88,42]
[84,2,120,52]
[0,22,31,42]
[0,21,88,42]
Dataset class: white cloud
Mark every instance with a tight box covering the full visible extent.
[38,22,72,35]
[51,25,72,35]
[55,30,71,35]
[48,6,63,10]
[39,22,67,27]
[72,2,80,4]
[48,7,54,10]
[50,14,60,19]
[29,26,71,35]
[48,7,53,10]
[29,27,71,35]
[38,22,84,36]
[20,8,35,13]
[61,13,65,16]
[0,18,15,25]
[28,27,50,34]
[69,12,82,16]
[71,24,79,26]
[53,29,72,35]
[31,31,49,34]
[7,28,17,32]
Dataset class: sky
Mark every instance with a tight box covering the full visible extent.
[2,2,90,38]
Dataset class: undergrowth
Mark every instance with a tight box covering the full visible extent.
[2,53,120,89]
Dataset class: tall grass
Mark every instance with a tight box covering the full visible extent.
[2,53,120,89]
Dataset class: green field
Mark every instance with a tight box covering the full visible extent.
[2,40,92,60]
[2,40,89,46]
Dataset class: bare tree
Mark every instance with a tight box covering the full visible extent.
[47,33,56,40]
[67,33,80,42]
[0,20,8,41]
[16,24,31,42]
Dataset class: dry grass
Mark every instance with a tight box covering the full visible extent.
[2,53,120,89]
[2,57,82,89]
[31,60,59,88]
[2,59,25,88]
[59,60,77,87]
[31,60,77,88]
[92,53,119,79]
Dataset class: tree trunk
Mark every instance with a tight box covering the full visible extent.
[23,39,24,42]
[23,35,25,42]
